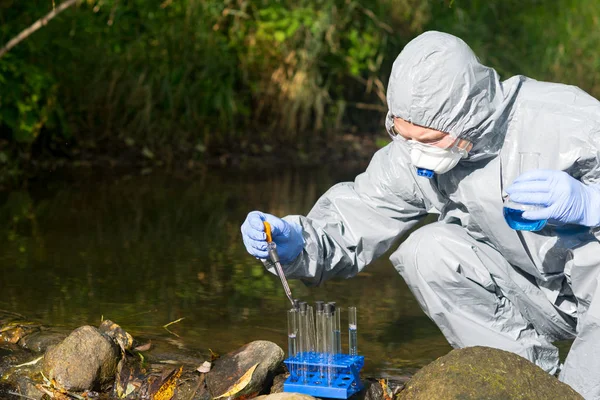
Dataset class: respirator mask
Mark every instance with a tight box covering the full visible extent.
[386,113,470,178]
[407,140,468,177]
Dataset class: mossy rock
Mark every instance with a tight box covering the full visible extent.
[398,346,582,400]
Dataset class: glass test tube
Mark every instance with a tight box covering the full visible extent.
[324,304,334,386]
[348,306,358,356]
[287,309,298,381]
[298,302,309,383]
[321,304,332,386]
[299,302,308,353]
[312,301,324,385]
[305,305,316,382]
[307,305,316,353]
[328,303,339,357]
[331,303,342,356]
[315,301,324,353]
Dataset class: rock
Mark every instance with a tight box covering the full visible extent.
[398,346,583,400]
[173,373,211,400]
[18,329,67,353]
[0,342,45,399]
[207,340,285,399]
[42,325,121,392]
[99,319,133,352]
[0,342,36,376]
[352,379,384,400]
[269,373,287,394]
[0,322,39,344]
[142,336,207,369]
[0,381,16,399]
[255,393,316,400]
[1,318,69,353]
[146,351,206,369]
[12,374,46,399]
[350,378,406,400]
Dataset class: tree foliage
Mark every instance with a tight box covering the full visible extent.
[0,0,599,177]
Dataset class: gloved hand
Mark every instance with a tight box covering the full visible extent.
[506,169,600,227]
[241,211,304,264]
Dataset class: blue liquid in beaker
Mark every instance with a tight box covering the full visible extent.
[503,207,547,231]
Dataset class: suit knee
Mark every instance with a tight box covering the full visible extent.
[391,223,474,284]
[392,223,448,277]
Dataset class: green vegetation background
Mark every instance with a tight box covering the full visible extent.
[1,0,599,182]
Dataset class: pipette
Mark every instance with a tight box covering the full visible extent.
[264,221,296,309]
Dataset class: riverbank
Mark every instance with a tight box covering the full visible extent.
[0,313,411,399]
[2,131,383,191]
[0,314,583,400]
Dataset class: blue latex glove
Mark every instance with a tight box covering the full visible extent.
[506,169,600,227]
[241,211,304,264]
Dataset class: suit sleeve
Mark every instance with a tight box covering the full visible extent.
[267,142,428,286]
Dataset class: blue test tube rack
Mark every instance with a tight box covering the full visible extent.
[283,352,364,398]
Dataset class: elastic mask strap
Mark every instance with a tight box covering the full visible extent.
[455,138,473,152]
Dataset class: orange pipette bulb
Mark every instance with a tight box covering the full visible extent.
[264,221,273,243]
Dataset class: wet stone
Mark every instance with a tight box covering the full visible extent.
[42,325,121,392]
[398,346,583,400]
[172,373,211,400]
[146,351,206,369]
[207,340,285,399]
[0,342,35,377]
[255,393,316,400]
[349,378,406,400]
[0,381,16,399]
[0,342,44,399]
[0,345,11,360]
[269,373,288,394]
[99,319,133,352]
[12,374,46,399]
[18,329,67,353]
[352,379,384,400]
[142,337,207,368]
[0,323,40,344]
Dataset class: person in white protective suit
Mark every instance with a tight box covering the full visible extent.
[240,31,600,399]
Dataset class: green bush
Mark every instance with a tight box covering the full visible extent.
[0,0,599,178]
[0,54,63,144]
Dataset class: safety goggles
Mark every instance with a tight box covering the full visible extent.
[386,113,472,152]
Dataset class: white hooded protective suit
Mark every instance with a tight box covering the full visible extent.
[271,31,600,399]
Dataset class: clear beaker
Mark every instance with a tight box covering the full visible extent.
[503,152,547,231]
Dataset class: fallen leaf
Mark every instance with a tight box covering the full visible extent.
[115,359,130,398]
[152,365,183,400]
[51,390,71,400]
[214,363,259,399]
[134,341,152,352]
[196,361,211,373]
[125,382,137,396]
[0,326,30,343]
[380,378,393,400]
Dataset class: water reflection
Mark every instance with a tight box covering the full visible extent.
[0,166,449,377]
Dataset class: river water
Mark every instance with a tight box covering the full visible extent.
[0,165,450,379]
